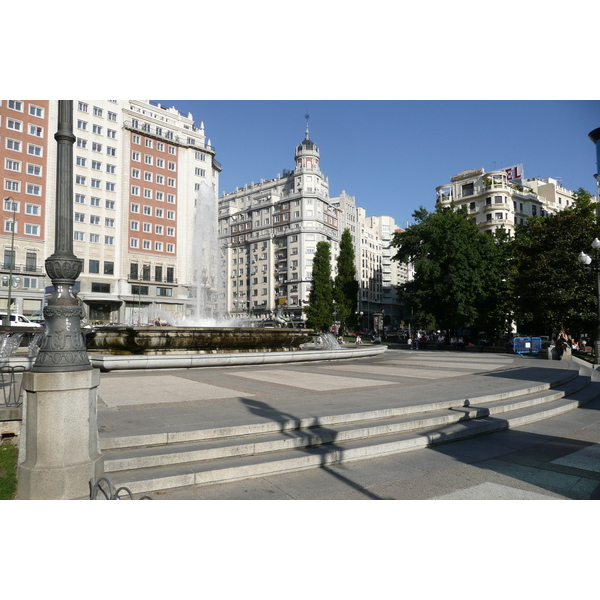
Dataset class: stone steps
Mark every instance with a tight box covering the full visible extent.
[101,367,599,495]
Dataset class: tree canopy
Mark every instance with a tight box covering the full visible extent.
[390,204,512,335]
[510,188,599,337]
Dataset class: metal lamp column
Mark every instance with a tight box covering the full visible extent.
[18,101,101,500]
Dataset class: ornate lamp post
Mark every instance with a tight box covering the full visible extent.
[3,196,18,327]
[32,101,91,372]
[18,101,101,500]
[578,238,600,364]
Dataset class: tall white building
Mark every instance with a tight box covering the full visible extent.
[435,165,574,235]
[218,123,338,324]
[1,99,220,324]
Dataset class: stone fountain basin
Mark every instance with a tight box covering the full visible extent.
[86,326,315,355]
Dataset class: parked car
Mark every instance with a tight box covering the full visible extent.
[0,313,43,328]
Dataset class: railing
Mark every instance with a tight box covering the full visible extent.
[0,365,25,408]
[0,263,44,273]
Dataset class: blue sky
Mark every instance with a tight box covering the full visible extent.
[154,100,599,228]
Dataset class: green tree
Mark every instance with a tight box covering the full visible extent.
[305,241,334,331]
[390,204,511,335]
[510,188,599,338]
[334,229,360,333]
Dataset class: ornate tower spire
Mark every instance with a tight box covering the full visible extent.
[305,113,310,140]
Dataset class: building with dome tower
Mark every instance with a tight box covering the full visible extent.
[218,118,340,324]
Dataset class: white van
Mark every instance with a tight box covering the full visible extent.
[0,313,43,328]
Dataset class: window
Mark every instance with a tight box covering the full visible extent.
[4,180,20,193]
[166,267,174,283]
[104,236,114,245]
[167,194,175,204]
[107,112,117,122]
[157,158,164,168]
[132,135,141,144]
[156,287,172,297]
[90,233,100,243]
[107,129,117,139]
[90,196,101,207]
[105,200,115,209]
[92,160,102,170]
[104,261,114,275]
[77,138,87,149]
[93,106,103,117]
[143,206,151,216]
[77,120,88,130]
[8,100,23,111]
[106,182,115,192]
[74,231,85,241]
[145,139,153,148]
[7,118,23,132]
[143,222,151,233]
[143,240,151,250]
[167,227,175,236]
[106,147,116,156]
[25,224,40,236]
[23,277,37,289]
[168,162,176,171]
[106,164,116,174]
[144,189,152,199]
[195,168,206,177]
[91,282,110,293]
[144,155,153,165]
[130,238,139,248]
[131,185,140,196]
[167,210,175,220]
[5,158,21,172]
[29,104,44,119]
[27,144,42,157]
[3,250,15,269]
[155,242,163,252]
[90,216,100,225]
[167,178,176,187]
[155,208,163,218]
[130,220,139,231]
[76,156,87,167]
[132,151,141,161]
[105,218,115,227]
[167,244,175,253]
[91,179,101,188]
[157,143,164,152]
[74,212,85,223]
[156,175,164,185]
[131,203,140,213]
[156,191,164,201]
[155,225,163,235]
[89,260,100,274]
[25,204,40,216]
[27,164,42,177]
[78,102,88,112]
[131,285,148,295]
[144,172,152,182]
[6,139,22,152]
[155,266,162,282]
[93,125,103,135]
[26,184,42,196]
[29,124,43,137]
[129,263,139,279]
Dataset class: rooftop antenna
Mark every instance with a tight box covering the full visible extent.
[305,113,310,140]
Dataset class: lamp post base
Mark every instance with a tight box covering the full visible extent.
[16,369,102,500]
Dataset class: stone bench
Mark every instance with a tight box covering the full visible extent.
[545,345,572,360]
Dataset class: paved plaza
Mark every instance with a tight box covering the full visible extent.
[96,348,600,500]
